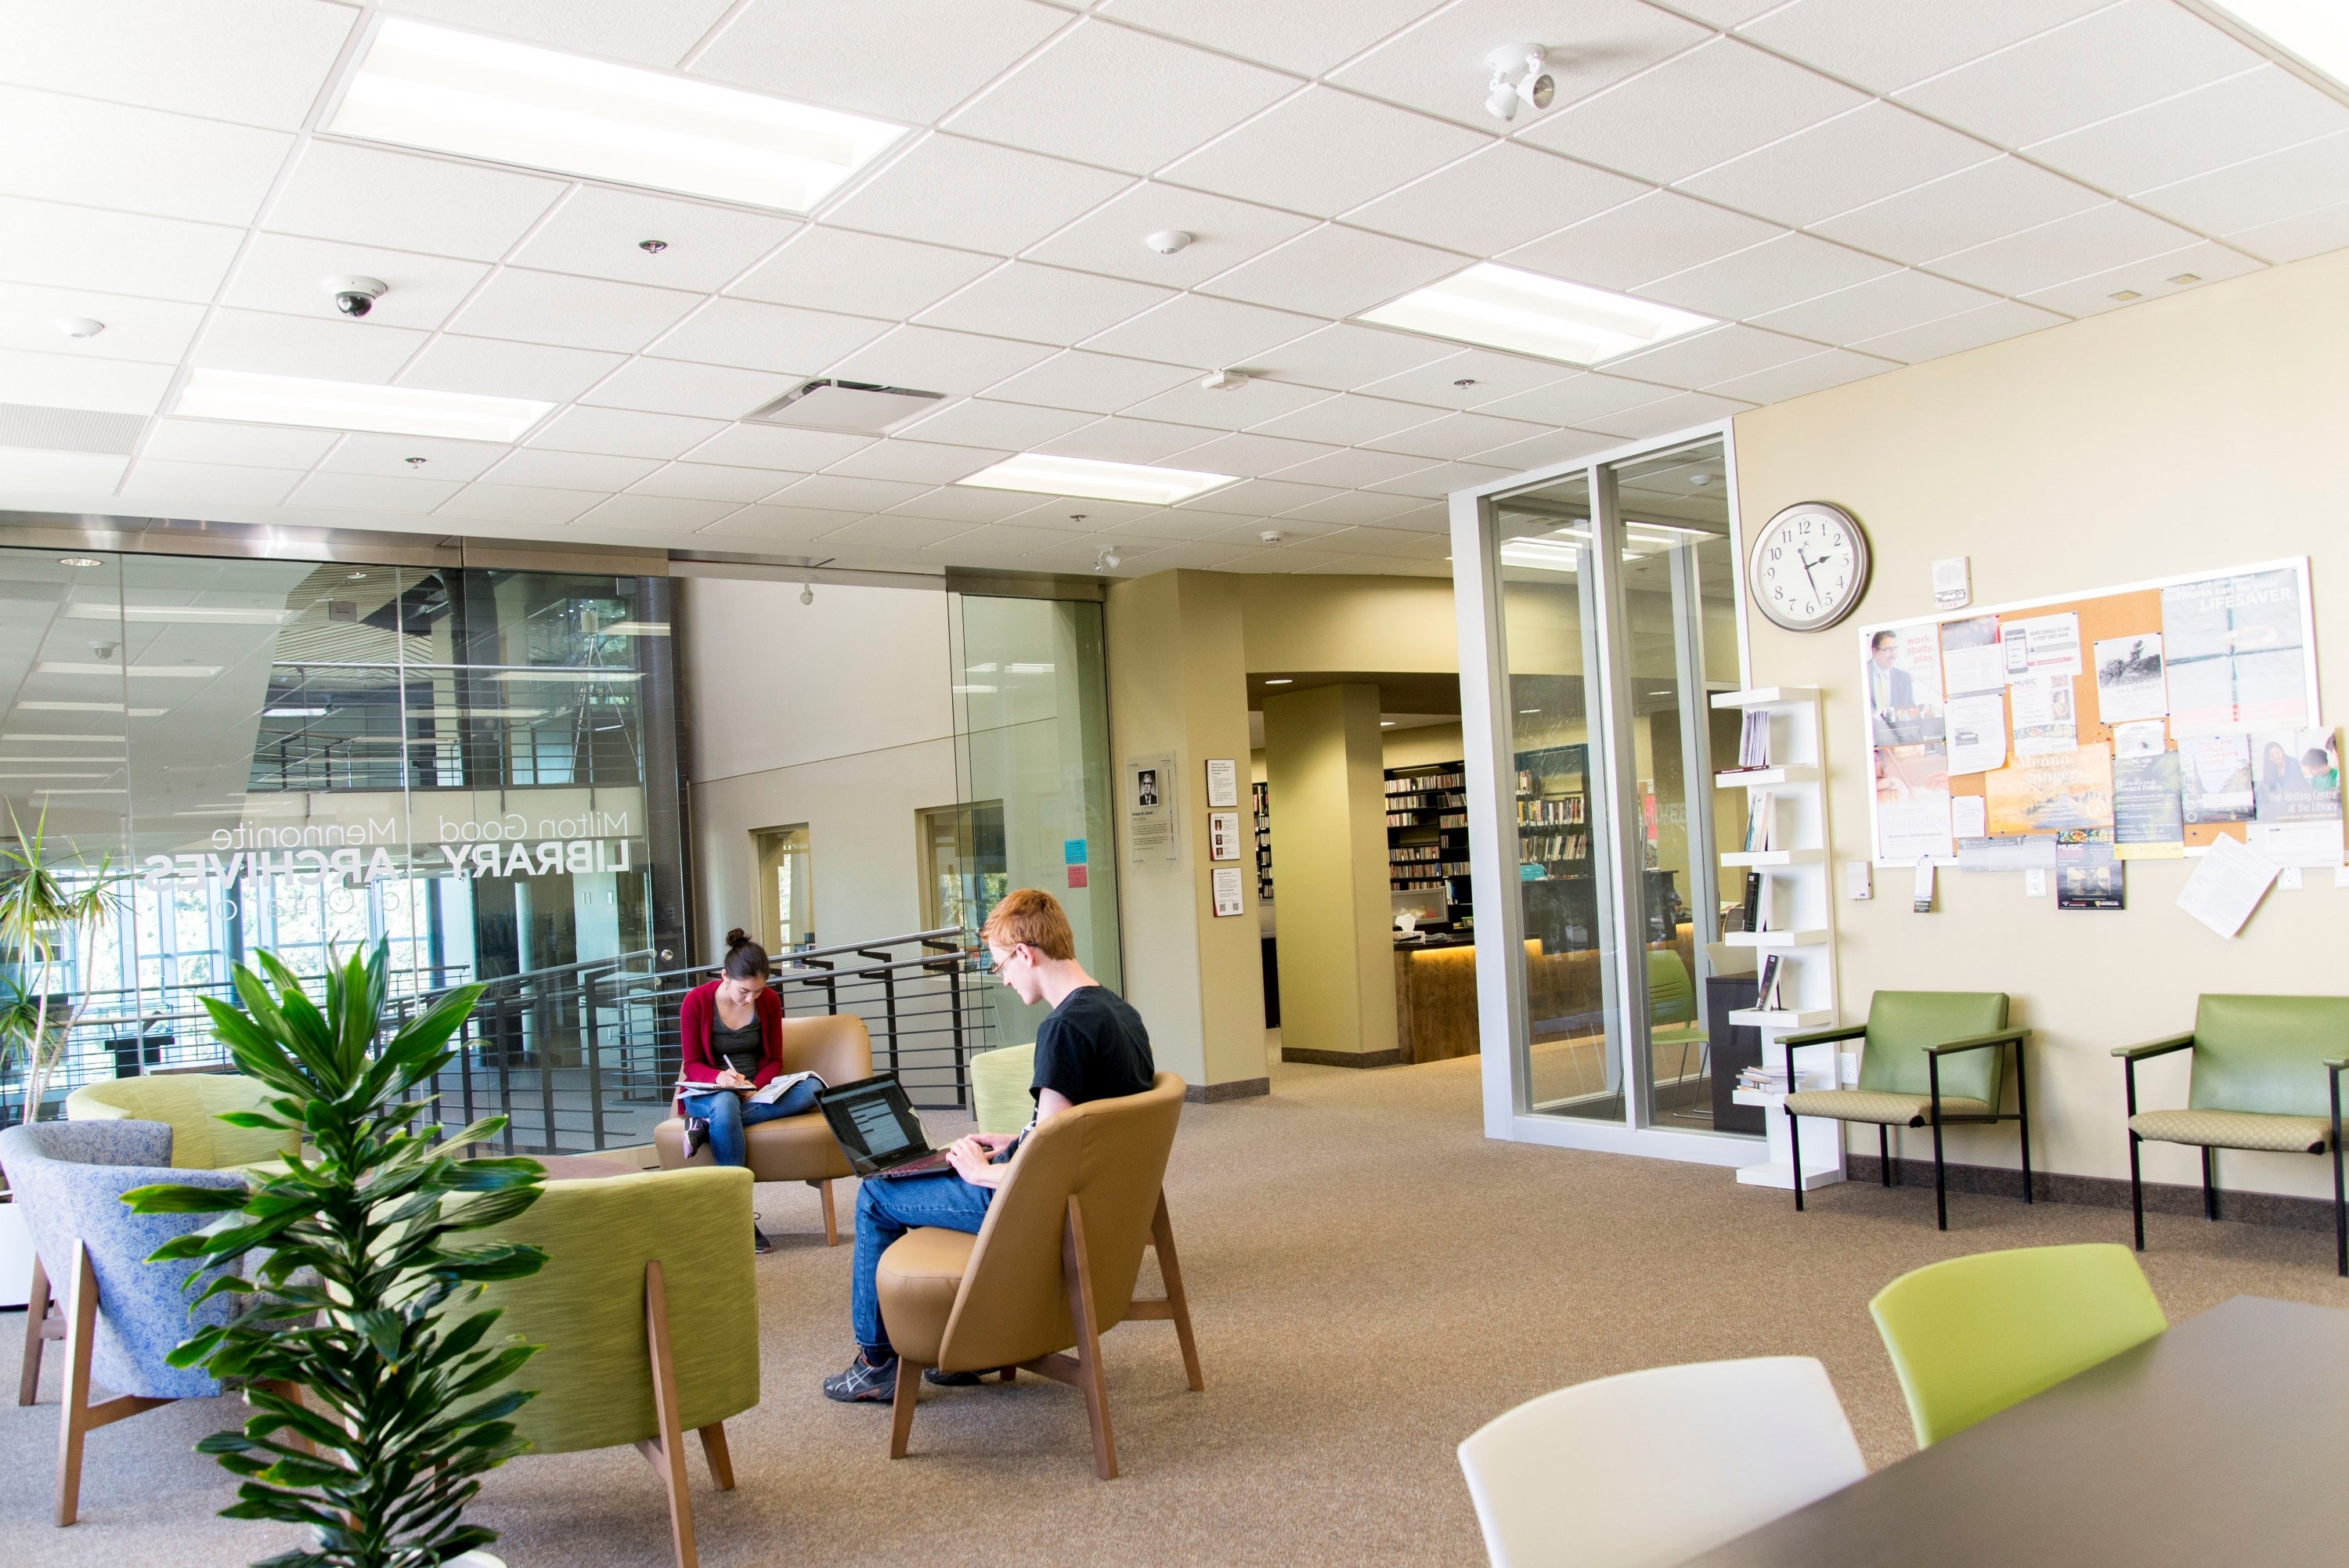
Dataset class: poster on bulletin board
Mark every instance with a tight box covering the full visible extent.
[1857,558,2332,867]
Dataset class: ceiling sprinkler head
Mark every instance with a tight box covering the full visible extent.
[1689,472,1712,487]
[55,318,106,339]
[406,456,427,467]
[638,239,669,254]
[1144,229,1193,255]
[1483,44,1553,122]
[1200,369,1250,391]
[1260,529,1283,546]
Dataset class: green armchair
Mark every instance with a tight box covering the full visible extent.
[1779,991,2030,1230]
[2113,994,2349,1276]
[63,1072,298,1170]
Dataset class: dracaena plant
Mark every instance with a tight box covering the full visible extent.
[0,804,128,1123]
[125,942,548,1568]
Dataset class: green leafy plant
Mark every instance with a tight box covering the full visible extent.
[126,942,548,1568]
[0,804,128,1121]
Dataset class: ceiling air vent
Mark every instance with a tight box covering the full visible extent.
[745,379,944,435]
[0,402,146,455]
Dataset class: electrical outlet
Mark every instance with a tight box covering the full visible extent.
[2278,866,2304,890]
[2025,869,2048,898]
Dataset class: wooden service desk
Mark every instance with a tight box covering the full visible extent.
[1393,938,1479,1065]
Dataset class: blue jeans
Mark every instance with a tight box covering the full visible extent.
[680,1080,821,1170]
[851,1170,994,1357]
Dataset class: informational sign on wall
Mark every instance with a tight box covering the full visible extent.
[1211,865,1244,917]
[1205,757,1239,809]
[1127,753,1178,865]
[1207,811,1241,863]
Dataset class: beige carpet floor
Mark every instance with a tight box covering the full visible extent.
[8,1047,2345,1568]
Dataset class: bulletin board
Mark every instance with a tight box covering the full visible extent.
[1856,557,2327,867]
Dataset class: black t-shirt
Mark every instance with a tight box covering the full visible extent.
[710,1016,763,1080]
[1031,985,1154,1108]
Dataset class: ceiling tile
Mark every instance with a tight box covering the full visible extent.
[1502,190,1784,292]
[1522,38,1867,186]
[728,227,998,318]
[1750,268,2001,344]
[266,142,567,262]
[1674,0,1789,21]
[949,349,1193,413]
[1330,0,1708,131]
[286,471,464,512]
[1737,0,2110,96]
[1704,347,1898,403]
[683,424,875,470]
[1243,393,1438,446]
[1095,510,1247,541]
[893,396,1098,449]
[920,263,1176,346]
[1174,478,1344,516]
[1676,103,1996,229]
[1602,322,1820,387]
[139,417,335,468]
[1035,415,1216,463]
[1640,232,1894,321]
[770,473,932,511]
[319,433,507,481]
[1120,376,1330,430]
[1342,142,1647,255]
[648,297,893,373]
[449,270,702,354]
[0,86,290,226]
[816,514,976,550]
[190,309,426,382]
[945,20,1297,175]
[389,0,740,67]
[1846,297,2066,362]
[578,358,797,419]
[222,235,490,333]
[0,283,204,365]
[512,187,801,290]
[1472,372,1680,427]
[1926,202,2206,296]
[1317,522,1453,555]
[1250,323,1456,391]
[527,406,727,460]
[0,346,175,414]
[1266,445,1440,488]
[823,135,1131,258]
[2027,66,2349,197]
[1893,0,2263,148]
[1160,87,1486,218]
[2016,240,2263,319]
[691,0,1070,123]
[1020,183,1316,288]
[434,483,601,525]
[1164,430,1344,474]
[627,463,796,503]
[0,449,125,492]
[1362,409,1552,461]
[695,503,867,541]
[1096,0,1448,81]
[1270,491,1439,525]
[1198,224,1460,317]
[118,458,300,506]
[1192,515,1352,544]
[1082,293,1316,369]
[988,496,1159,531]
[2131,132,2349,237]
[1463,427,1618,472]
[1580,388,1749,440]
[824,439,1000,484]
[885,485,1062,523]
[828,324,1057,396]
[2226,200,2349,266]
[482,448,663,490]
[399,337,623,402]
[0,196,244,301]
[1360,349,1573,410]
[571,493,739,532]
[929,522,1094,556]
[0,0,355,129]
[1810,157,2105,266]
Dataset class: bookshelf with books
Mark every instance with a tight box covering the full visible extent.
[1511,742,1595,957]
[1384,762,1473,928]
[1252,780,1273,905]
[1711,687,1845,1193]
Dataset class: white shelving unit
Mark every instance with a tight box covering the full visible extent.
[1712,687,1846,1192]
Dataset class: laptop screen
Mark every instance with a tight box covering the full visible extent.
[818,1075,929,1167]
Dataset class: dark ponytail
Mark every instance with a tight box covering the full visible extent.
[722,928,770,981]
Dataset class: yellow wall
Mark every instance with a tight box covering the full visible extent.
[1734,246,2349,1199]
[1241,575,1456,673]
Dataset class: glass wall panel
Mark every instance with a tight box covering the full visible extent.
[949,594,1121,1051]
[1493,471,1627,1121]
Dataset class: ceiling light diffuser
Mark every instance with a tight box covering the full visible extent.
[36,661,221,678]
[2199,1,2349,86]
[175,369,552,442]
[957,453,1236,506]
[64,604,290,625]
[329,16,907,212]
[1358,264,1716,366]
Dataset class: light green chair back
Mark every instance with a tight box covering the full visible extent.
[972,1043,1036,1136]
[1647,950,1695,1028]
[1869,1243,2166,1447]
[470,1166,758,1454]
[65,1073,296,1170]
[2188,994,2349,1119]
[1856,991,2009,1107]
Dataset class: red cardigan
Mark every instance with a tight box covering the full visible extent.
[677,980,785,1092]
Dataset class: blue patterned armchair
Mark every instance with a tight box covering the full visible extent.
[2,1118,247,1526]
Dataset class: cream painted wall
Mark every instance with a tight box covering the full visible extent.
[1241,575,1456,673]
[1734,247,2349,1200]
[1385,723,1467,770]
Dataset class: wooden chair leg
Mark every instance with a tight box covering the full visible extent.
[814,1179,838,1247]
[20,1246,54,1406]
[888,1356,922,1460]
[53,1243,172,1529]
[698,1422,734,1491]
[1149,1193,1204,1393]
[1062,1196,1117,1480]
[634,1260,698,1568]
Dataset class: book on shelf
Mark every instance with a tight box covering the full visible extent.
[1744,791,1774,852]
[1737,1065,1792,1094]
[1755,952,1783,1011]
[1737,711,1771,769]
[1741,871,1764,933]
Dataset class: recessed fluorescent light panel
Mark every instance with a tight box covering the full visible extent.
[2200,2,2349,86]
[958,453,1236,506]
[175,369,552,442]
[329,16,908,211]
[1358,264,1716,366]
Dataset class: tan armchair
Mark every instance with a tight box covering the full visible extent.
[875,1072,1202,1480]
[651,1013,870,1245]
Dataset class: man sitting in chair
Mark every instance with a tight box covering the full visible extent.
[824,887,1156,1403]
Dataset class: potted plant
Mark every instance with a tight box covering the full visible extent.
[0,804,128,1123]
[128,941,549,1568]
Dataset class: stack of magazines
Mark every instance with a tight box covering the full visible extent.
[1737,1065,1791,1095]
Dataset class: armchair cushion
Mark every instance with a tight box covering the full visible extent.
[2128,1108,2330,1155]
[875,1227,980,1368]
[1856,992,2012,1108]
[651,1110,849,1181]
[2186,995,2349,1120]
[1782,1090,1993,1126]
[66,1072,297,1170]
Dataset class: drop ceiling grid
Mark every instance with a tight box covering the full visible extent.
[0,0,2336,579]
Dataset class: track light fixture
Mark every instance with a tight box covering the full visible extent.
[1483,44,1553,122]
[1094,546,1123,574]
[799,581,814,605]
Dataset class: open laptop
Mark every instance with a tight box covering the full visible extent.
[816,1072,957,1180]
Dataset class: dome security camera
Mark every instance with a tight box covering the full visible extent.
[324,276,388,317]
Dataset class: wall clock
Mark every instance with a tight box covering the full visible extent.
[1748,501,1870,633]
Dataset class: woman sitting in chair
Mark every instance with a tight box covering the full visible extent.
[679,929,821,1253]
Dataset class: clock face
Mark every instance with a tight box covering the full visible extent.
[1749,502,1870,633]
